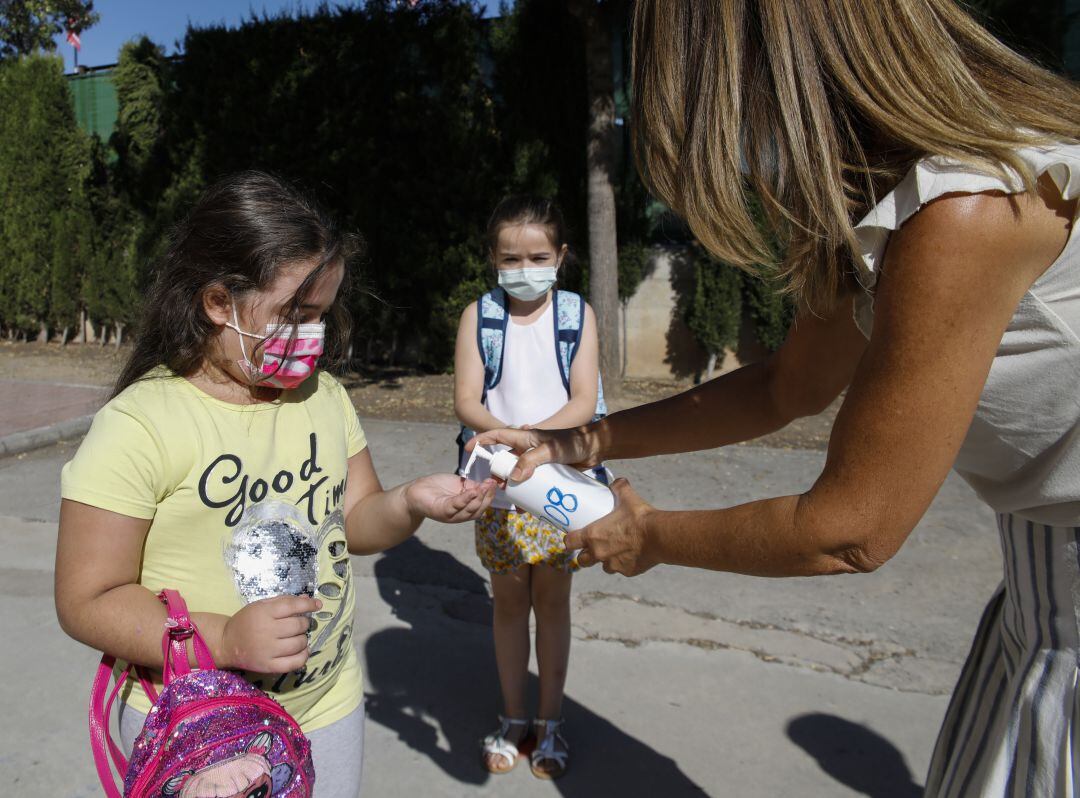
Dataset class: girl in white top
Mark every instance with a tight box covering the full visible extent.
[454,196,601,779]
[471,2,1080,795]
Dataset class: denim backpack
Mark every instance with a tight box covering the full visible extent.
[457,288,608,482]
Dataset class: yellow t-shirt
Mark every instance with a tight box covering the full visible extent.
[61,369,367,732]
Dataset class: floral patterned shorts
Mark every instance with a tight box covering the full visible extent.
[475,507,580,575]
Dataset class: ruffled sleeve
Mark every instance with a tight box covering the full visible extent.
[851,143,1080,337]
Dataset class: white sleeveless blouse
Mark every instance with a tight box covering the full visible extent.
[852,143,1080,526]
[485,301,569,429]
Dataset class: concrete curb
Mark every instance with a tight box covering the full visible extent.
[0,414,93,459]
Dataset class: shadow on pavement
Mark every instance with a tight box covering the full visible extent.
[364,537,706,795]
[787,713,923,797]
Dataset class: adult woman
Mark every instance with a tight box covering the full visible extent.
[470,1,1079,794]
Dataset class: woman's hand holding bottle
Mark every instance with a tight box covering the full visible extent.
[467,425,661,576]
[467,425,601,482]
[564,478,660,577]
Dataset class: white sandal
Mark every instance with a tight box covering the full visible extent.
[481,716,529,774]
[530,718,569,780]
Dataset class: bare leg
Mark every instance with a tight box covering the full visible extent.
[531,565,573,720]
[486,566,532,771]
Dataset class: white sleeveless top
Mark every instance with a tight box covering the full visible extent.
[475,299,570,509]
[852,143,1080,526]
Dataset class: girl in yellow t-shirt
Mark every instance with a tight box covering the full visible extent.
[55,171,496,798]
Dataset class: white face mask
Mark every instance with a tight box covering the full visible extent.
[497,266,558,301]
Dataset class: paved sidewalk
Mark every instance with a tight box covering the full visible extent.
[0,419,1003,797]
[0,379,107,438]
[0,379,106,457]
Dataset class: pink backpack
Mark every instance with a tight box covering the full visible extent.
[89,589,315,797]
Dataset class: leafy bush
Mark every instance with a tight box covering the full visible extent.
[684,248,743,378]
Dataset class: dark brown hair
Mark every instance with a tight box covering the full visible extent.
[486,195,569,257]
[113,171,362,397]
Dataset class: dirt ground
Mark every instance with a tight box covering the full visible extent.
[0,342,838,450]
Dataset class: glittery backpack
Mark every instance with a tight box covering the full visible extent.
[89,589,315,797]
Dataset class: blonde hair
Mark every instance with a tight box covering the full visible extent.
[631,0,1080,310]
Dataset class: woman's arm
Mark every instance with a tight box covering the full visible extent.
[469,291,866,480]
[55,500,317,673]
[453,301,507,433]
[568,188,1067,577]
[533,303,601,430]
[342,448,495,556]
[592,294,865,459]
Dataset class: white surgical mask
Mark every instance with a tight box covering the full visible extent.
[497,266,558,301]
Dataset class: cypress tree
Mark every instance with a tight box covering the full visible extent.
[685,251,743,381]
[0,54,90,339]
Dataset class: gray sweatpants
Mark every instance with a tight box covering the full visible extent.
[119,699,366,797]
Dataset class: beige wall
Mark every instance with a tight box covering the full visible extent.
[621,246,702,380]
[619,246,767,381]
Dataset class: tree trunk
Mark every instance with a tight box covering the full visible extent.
[76,308,87,343]
[61,326,70,346]
[37,321,49,343]
[706,351,718,381]
[620,300,629,377]
[571,0,621,395]
[114,322,124,348]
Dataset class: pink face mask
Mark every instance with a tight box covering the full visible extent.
[227,307,325,390]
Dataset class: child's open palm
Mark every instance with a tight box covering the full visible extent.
[405,474,497,523]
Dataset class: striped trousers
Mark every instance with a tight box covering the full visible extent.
[926,514,1080,797]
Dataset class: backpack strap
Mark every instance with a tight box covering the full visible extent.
[89,591,216,798]
[553,291,608,419]
[89,655,127,798]
[477,287,510,394]
[159,589,216,684]
[553,289,577,395]
[459,288,510,468]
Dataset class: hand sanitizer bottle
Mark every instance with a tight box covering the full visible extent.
[462,446,615,532]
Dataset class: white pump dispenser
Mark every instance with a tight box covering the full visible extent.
[462,446,615,532]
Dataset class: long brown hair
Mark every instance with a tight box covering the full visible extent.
[113,171,362,397]
[631,0,1080,311]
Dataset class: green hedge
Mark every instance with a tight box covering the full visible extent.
[684,245,795,371]
[0,0,777,368]
[0,54,93,338]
